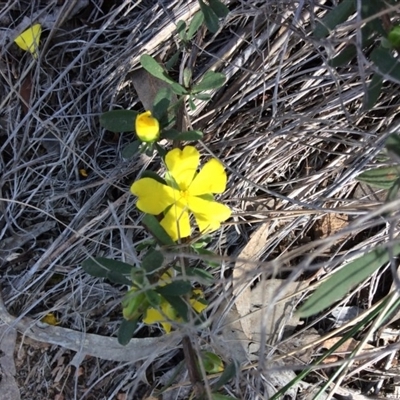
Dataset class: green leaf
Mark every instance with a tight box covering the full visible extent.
[82,257,133,277]
[100,110,137,132]
[363,73,383,111]
[176,20,187,42]
[370,46,400,82]
[140,54,175,84]
[298,243,400,318]
[162,128,181,140]
[118,318,138,345]
[145,290,161,307]
[313,0,355,39]
[170,82,188,95]
[156,281,192,296]
[199,0,219,33]
[194,93,212,101]
[212,361,237,391]
[165,50,181,71]
[122,140,141,159]
[183,67,192,88]
[142,249,164,273]
[107,270,133,285]
[385,133,400,162]
[189,96,196,111]
[388,26,400,48]
[356,166,400,189]
[187,11,204,40]
[162,294,189,321]
[208,0,229,18]
[329,45,356,68]
[153,87,172,121]
[172,130,203,141]
[386,178,400,202]
[185,267,214,285]
[193,247,220,268]
[192,71,226,93]
[142,214,175,246]
[201,351,224,373]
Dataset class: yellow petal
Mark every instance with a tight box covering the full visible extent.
[160,203,191,241]
[190,290,207,313]
[189,158,227,195]
[165,146,199,190]
[135,111,160,142]
[14,24,41,58]
[143,308,172,333]
[188,196,231,232]
[41,313,59,325]
[131,178,179,215]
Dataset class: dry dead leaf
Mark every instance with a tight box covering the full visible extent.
[316,213,348,239]
[319,337,375,356]
[19,74,32,115]
[131,68,176,112]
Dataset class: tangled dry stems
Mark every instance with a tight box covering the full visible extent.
[2,0,400,398]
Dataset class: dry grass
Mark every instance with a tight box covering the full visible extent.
[2,0,400,399]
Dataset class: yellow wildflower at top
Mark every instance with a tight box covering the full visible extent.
[14,24,42,58]
[135,111,160,142]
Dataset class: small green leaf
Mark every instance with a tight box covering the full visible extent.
[202,351,224,373]
[388,26,400,48]
[122,291,148,320]
[370,46,400,82]
[199,0,219,33]
[162,128,181,140]
[153,87,172,121]
[156,281,192,296]
[212,361,237,390]
[385,133,400,162]
[183,68,192,88]
[100,110,137,132]
[187,11,204,40]
[154,143,167,158]
[329,45,356,67]
[193,247,220,268]
[142,249,164,273]
[172,130,203,141]
[165,50,181,71]
[208,0,229,18]
[82,257,133,277]
[363,73,383,111]
[298,243,400,318]
[122,140,141,159]
[192,71,226,93]
[118,318,138,345]
[162,294,189,321]
[356,166,399,189]
[194,93,212,101]
[176,20,187,41]
[142,214,175,246]
[140,54,175,84]
[185,267,214,285]
[386,178,400,202]
[313,0,355,39]
[189,96,196,111]
[107,270,133,285]
[145,290,161,307]
[170,82,188,95]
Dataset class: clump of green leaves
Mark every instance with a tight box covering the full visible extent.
[297,133,400,318]
[315,0,400,110]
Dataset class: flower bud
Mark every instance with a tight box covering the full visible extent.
[135,111,160,142]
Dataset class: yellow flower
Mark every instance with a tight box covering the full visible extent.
[143,289,207,333]
[14,24,42,58]
[135,111,160,142]
[131,146,231,241]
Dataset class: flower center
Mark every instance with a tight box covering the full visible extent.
[180,190,190,201]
